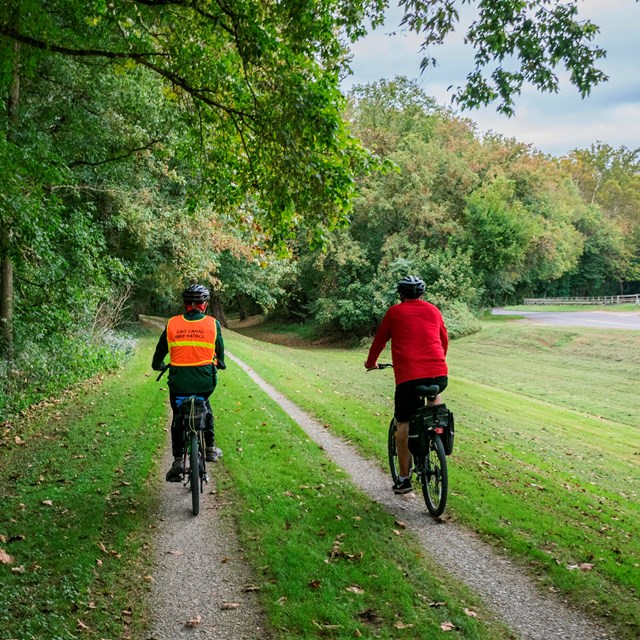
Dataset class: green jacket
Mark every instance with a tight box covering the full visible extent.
[152,310,225,395]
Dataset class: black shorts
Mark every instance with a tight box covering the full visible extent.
[394,376,448,423]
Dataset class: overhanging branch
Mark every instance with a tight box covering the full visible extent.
[0,24,254,121]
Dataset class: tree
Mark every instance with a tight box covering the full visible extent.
[0,0,614,357]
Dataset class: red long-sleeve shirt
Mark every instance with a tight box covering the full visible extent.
[365,299,448,385]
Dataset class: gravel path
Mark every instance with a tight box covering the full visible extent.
[146,433,270,640]
[226,351,614,640]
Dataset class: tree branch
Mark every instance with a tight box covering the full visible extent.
[0,24,254,120]
[68,139,164,168]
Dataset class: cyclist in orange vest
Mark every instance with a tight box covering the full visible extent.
[152,284,226,481]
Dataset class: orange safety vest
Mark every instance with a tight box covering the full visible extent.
[167,315,217,367]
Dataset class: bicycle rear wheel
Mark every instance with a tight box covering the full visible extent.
[387,418,400,484]
[189,432,200,516]
[420,434,448,517]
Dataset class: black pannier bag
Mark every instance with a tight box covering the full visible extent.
[177,397,209,431]
[443,409,455,455]
[408,404,454,457]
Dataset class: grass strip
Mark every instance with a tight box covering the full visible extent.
[223,326,639,639]
[213,361,512,640]
[0,334,167,640]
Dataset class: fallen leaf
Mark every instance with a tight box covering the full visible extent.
[464,608,478,618]
[121,608,133,616]
[355,630,362,638]
[11,565,25,574]
[96,559,103,566]
[308,580,322,589]
[0,548,14,565]
[185,615,202,628]
[242,584,260,592]
[167,549,184,556]
[346,585,364,595]
[14,435,26,445]
[276,596,287,606]
[429,601,447,608]
[394,621,415,629]
[578,562,594,571]
[98,542,108,553]
[394,519,406,529]
[41,500,53,507]
[392,529,402,536]
[220,602,241,610]
[76,619,89,631]
[441,622,456,631]
[143,575,155,583]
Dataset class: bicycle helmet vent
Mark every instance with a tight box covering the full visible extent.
[182,284,210,304]
[397,275,425,299]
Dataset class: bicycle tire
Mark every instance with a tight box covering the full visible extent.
[420,434,448,517]
[199,432,206,494]
[190,431,200,516]
[387,418,400,484]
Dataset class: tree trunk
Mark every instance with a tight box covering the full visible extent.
[0,41,20,359]
[209,292,227,328]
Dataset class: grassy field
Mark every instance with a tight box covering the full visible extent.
[0,334,168,640]
[224,322,640,639]
[2,322,638,639]
[0,331,512,640]
[213,364,513,639]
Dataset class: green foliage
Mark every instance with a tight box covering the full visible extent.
[401,0,607,115]
[0,330,134,419]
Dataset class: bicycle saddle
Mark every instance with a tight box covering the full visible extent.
[413,384,440,400]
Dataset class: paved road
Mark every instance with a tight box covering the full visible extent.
[493,308,640,330]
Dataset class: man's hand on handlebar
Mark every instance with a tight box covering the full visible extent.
[364,362,393,371]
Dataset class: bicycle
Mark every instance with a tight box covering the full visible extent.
[371,364,453,517]
[157,367,210,516]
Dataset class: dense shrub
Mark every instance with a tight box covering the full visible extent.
[440,300,482,339]
[0,331,136,420]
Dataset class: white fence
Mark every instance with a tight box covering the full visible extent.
[523,294,640,305]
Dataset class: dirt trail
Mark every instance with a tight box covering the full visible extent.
[146,433,269,640]
[226,351,613,640]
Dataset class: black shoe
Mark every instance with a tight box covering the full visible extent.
[165,458,184,482]
[393,477,413,494]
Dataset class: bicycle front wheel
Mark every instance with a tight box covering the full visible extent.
[420,434,448,517]
[387,418,400,484]
[189,432,200,516]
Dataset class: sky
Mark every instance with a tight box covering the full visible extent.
[341,0,640,157]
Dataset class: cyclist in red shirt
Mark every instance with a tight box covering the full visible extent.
[365,276,448,494]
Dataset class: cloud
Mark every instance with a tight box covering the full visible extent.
[341,0,640,156]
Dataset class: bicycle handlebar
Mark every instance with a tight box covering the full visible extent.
[156,364,169,381]
[366,363,393,371]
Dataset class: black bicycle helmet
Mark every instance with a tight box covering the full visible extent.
[397,275,426,299]
[182,284,210,304]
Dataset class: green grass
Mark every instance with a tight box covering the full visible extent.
[0,334,167,640]
[223,323,640,639]
[3,321,638,639]
[1,330,513,640]
[212,364,512,639]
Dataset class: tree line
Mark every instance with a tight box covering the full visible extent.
[0,1,628,415]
